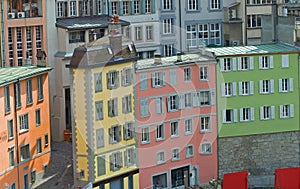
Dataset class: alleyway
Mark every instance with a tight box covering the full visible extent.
[34,141,74,189]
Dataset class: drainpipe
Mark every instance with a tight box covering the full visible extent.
[272,0,278,42]
[1,0,6,67]
[178,0,182,53]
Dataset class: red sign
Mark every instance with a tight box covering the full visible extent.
[275,167,300,189]
[223,170,248,189]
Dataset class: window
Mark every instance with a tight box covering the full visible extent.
[146,26,153,40]
[210,23,221,45]
[141,127,150,143]
[4,85,10,113]
[200,143,212,154]
[110,152,122,171]
[69,31,85,43]
[199,24,209,45]
[240,108,254,122]
[134,0,141,14]
[19,114,29,132]
[200,67,209,80]
[94,72,102,92]
[185,119,193,134]
[280,104,294,118]
[163,19,173,34]
[11,183,16,189]
[200,91,210,106]
[95,101,104,120]
[35,26,42,51]
[152,72,166,87]
[222,82,236,97]
[37,76,44,101]
[188,0,197,10]
[186,145,194,158]
[164,44,174,57]
[239,81,254,95]
[124,148,135,166]
[210,0,220,9]
[70,1,77,16]
[247,15,262,28]
[170,121,179,137]
[35,109,41,126]
[9,147,14,166]
[170,69,177,85]
[259,56,273,69]
[31,170,36,184]
[26,79,33,105]
[108,98,118,117]
[259,80,274,94]
[171,148,180,161]
[97,0,102,14]
[184,67,191,81]
[8,120,14,139]
[107,71,119,89]
[16,27,23,66]
[222,109,237,123]
[153,174,167,189]
[156,151,165,164]
[145,0,152,13]
[186,25,197,47]
[97,156,106,176]
[220,58,236,72]
[20,144,30,162]
[135,27,142,41]
[124,122,133,140]
[282,55,289,68]
[260,106,275,120]
[44,134,49,147]
[279,78,293,92]
[57,2,64,17]
[238,57,252,70]
[200,116,211,132]
[26,27,32,59]
[109,125,121,144]
[96,128,104,148]
[162,0,172,10]
[111,2,119,15]
[122,95,132,114]
[37,138,42,154]
[140,99,149,117]
[15,82,21,108]
[182,93,192,108]
[156,124,165,141]
[155,97,164,114]
[167,95,179,112]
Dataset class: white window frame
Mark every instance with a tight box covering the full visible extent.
[279,104,294,119]
[122,95,132,114]
[145,0,152,13]
[239,81,254,96]
[111,1,119,15]
[186,24,197,47]
[259,56,273,69]
[157,151,165,164]
[122,1,130,15]
[220,58,236,72]
[36,138,42,154]
[186,145,194,158]
[200,142,212,154]
[240,107,255,122]
[19,114,29,132]
[135,26,142,41]
[162,0,172,10]
[70,1,77,16]
[199,24,208,45]
[133,0,140,14]
[8,119,14,139]
[247,15,262,28]
[141,127,150,144]
[171,148,180,161]
[57,2,64,17]
[185,119,193,134]
[170,121,179,137]
[222,109,238,123]
[210,0,220,10]
[20,144,30,162]
[163,19,173,34]
[146,25,153,41]
[210,23,221,45]
[168,95,179,112]
[164,44,173,57]
[200,66,209,81]
[279,78,293,93]
[260,80,274,94]
[188,0,197,10]
[200,116,211,132]
[222,82,236,97]
[260,106,275,120]
[9,146,14,167]
[184,67,192,81]
[156,123,165,141]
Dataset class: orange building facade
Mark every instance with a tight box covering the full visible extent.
[0,66,52,189]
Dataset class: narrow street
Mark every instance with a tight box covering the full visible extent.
[34,141,74,189]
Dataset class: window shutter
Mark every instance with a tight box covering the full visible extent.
[279,79,282,92]
[221,83,225,97]
[152,0,156,13]
[239,82,242,95]
[270,80,274,93]
[129,94,132,112]
[269,56,274,68]
[119,152,123,168]
[122,97,125,113]
[121,70,125,86]
[109,155,113,171]
[130,0,134,14]
[239,108,243,122]
[279,105,283,118]
[170,69,177,85]
[114,98,118,116]
[233,109,238,122]
[222,110,226,123]
[100,128,104,147]
[232,58,237,71]
[130,69,133,85]
[259,56,262,69]
[237,57,241,70]
[123,124,126,140]
[117,125,122,142]
[140,73,148,90]
[179,95,184,109]
[282,55,289,68]
[290,104,294,118]
[271,106,275,119]
[250,107,254,121]
[116,71,120,88]
[232,82,237,96]
[124,150,128,166]
[107,72,111,89]
[250,81,254,95]
[259,80,263,94]
[151,73,155,87]
[109,128,112,144]
[210,91,215,105]
[108,100,112,117]
[167,96,171,112]
[289,78,293,92]
[192,92,199,107]
[155,98,161,114]
[220,58,224,71]
[250,57,254,70]
[260,106,264,120]
[96,129,101,148]
[162,72,166,86]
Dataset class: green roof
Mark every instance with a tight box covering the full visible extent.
[0,65,52,86]
[207,42,300,57]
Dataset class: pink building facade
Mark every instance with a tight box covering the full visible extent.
[135,53,218,189]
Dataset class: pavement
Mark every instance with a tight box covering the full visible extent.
[33,141,74,189]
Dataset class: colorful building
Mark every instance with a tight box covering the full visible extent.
[0,65,52,189]
[208,42,300,185]
[68,20,139,188]
[135,51,218,188]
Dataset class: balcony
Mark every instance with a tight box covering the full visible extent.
[7,0,43,19]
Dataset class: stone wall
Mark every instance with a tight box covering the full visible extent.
[218,131,300,178]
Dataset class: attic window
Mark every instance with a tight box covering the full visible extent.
[128,44,133,52]
[108,47,113,55]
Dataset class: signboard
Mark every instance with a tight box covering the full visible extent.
[83,182,92,189]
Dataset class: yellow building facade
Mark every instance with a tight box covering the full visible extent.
[68,29,139,188]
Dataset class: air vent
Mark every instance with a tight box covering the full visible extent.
[17,12,25,18]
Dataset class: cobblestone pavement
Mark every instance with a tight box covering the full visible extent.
[34,141,74,189]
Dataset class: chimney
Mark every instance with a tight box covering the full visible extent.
[154,53,162,64]
[177,52,183,62]
[272,0,278,42]
[109,15,122,56]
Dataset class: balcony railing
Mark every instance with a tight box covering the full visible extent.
[7,2,42,19]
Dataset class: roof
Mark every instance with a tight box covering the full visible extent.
[207,42,300,57]
[56,15,130,30]
[136,50,216,71]
[0,65,52,87]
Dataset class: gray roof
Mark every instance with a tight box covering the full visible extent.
[56,15,130,30]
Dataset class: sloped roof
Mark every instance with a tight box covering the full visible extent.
[56,15,130,30]
[0,65,52,87]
